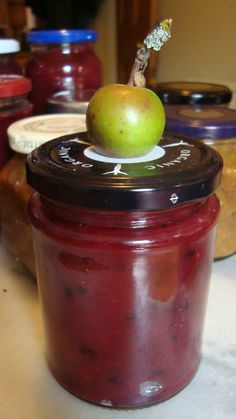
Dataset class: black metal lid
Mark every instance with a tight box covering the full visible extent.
[26,132,223,211]
[150,81,232,105]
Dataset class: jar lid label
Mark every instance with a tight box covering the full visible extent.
[26,132,223,210]
[8,114,86,154]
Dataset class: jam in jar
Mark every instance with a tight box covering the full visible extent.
[0,114,86,275]
[26,133,222,408]
[25,29,102,115]
[165,105,236,259]
[0,75,32,168]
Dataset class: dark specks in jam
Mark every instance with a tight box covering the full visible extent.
[80,345,97,359]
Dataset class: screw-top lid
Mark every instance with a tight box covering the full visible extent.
[26,132,223,211]
[0,75,32,98]
[151,82,232,105]
[165,105,236,139]
[8,114,86,154]
[26,29,97,44]
[0,39,20,54]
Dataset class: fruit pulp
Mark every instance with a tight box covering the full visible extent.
[29,193,219,408]
[0,153,35,275]
[25,43,102,114]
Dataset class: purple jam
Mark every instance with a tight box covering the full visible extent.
[26,133,222,408]
[29,194,219,407]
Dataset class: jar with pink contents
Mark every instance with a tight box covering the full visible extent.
[26,133,222,408]
[25,29,102,115]
[0,75,32,169]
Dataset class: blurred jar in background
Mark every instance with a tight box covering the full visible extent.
[25,29,102,115]
[0,75,32,169]
[0,39,22,75]
[0,113,86,276]
[46,89,94,115]
[165,105,236,259]
[150,82,232,107]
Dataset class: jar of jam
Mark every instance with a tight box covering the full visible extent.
[26,133,222,408]
[0,114,86,276]
[151,82,232,106]
[0,39,21,75]
[25,30,102,115]
[165,105,236,259]
[0,75,32,169]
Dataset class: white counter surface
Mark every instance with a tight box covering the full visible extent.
[0,242,236,419]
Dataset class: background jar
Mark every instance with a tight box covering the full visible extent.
[0,113,86,276]
[25,29,102,115]
[26,133,222,408]
[150,81,232,107]
[0,39,21,75]
[0,75,32,169]
[165,105,236,259]
[46,90,93,115]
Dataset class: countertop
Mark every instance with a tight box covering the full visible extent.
[0,242,236,419]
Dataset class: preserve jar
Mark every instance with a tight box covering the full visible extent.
[25,29,102,115]
[151,82,232,106]
[0,75,32,168]
[0,39,21,75]
[0,114,86,275]
[165,105,236,259]
[26,133,222,408]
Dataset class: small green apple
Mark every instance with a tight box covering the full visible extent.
[86,84,165,158]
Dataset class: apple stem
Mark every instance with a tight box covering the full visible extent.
[127,18,172,88]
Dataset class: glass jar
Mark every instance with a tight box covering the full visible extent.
[0,114,86,276]
[165,105,236,259]
[26,133,222,408]
[0,39,21,75]
[151,82,232,106]
[46,90,92,115]
[25,30,102,115]
[0,75,32,169]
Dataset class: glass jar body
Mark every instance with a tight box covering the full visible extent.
[0,153,35,274]
[25,42,102,115]
[0,53,21,75]
[0,96,33,168]
[29,193,219,408]
[203,137,236,259]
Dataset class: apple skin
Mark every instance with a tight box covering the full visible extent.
[86,84,165,158]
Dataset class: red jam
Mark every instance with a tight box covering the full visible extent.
[30,194,219,407]
[0,75,32,168]
[25,30,102,114]
[26,133,222,408]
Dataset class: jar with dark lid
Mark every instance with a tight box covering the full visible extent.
[25,30,102,115]
[165,105,236,259]
[0,75,32,168]
[26,133,222,408]
[0,114,86,275]
[0,39,21,75]
[150,82,232,106]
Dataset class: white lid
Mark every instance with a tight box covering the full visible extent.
[8,113,86,154]
[0,39,20,54]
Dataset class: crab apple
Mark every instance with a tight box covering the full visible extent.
[86,84,165,158]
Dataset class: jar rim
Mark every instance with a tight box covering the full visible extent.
[150,81,232,105]
[0,75,32,98]
[26,29,97,44]
[26,132,223,211]
[165,105,236,139]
